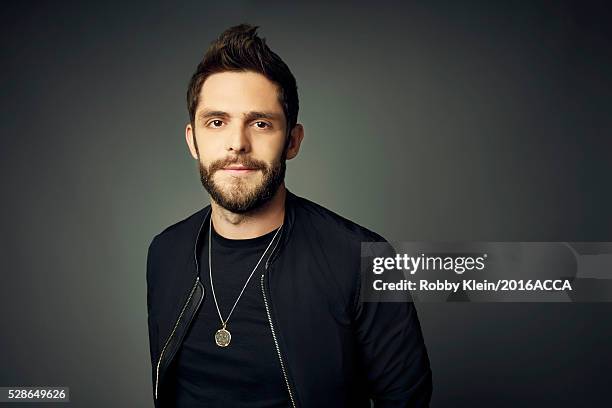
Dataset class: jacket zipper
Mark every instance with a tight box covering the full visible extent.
[154,276,203,401]
[260,273,297,408]
[261,227,297,408]
[155,212,209,402]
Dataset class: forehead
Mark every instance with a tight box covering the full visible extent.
[197,71,283,114]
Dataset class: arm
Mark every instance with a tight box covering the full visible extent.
[146,236,160,404]
[353,242,433,407]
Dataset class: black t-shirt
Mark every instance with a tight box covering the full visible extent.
[172,223,289,407]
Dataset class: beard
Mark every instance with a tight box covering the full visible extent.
[198,150,286,214]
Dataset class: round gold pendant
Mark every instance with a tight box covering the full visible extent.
[215,328,231,347]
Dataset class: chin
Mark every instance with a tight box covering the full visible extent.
[217,182,262,199]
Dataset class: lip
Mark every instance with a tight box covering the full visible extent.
[221,166,257,174]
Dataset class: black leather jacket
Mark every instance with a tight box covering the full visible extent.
[146,190,432,407]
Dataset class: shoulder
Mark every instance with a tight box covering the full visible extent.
[148,206,210,255]
[288,192,388,246]
[286,192,392,313]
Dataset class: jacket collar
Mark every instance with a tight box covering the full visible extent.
[191,188,298,279]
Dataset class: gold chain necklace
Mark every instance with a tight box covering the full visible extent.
[208,217,283,347]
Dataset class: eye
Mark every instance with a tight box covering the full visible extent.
[207,119,224,128]
[254,121,271,129]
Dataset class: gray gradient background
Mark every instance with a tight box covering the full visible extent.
[1,1,611,407]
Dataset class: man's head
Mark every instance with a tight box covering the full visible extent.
[185,24,304,214]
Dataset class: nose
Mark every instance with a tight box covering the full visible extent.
[226,124,251,153]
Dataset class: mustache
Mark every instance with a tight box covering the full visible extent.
[208,156,268,173]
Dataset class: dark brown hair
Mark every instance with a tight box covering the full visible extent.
[186,24,299,135]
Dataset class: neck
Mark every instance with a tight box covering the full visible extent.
[210,183,286,239]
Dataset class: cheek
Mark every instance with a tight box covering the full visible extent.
[254,137,285,160]
[197,142,222,163]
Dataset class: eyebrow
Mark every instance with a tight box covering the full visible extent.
[197,109,283,124]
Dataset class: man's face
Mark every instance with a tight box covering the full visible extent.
[186,71,289,213]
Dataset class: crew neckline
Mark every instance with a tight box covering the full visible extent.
[211,223,281,249]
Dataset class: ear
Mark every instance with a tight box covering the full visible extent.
[285,124,304,160]
[185,123,199,160]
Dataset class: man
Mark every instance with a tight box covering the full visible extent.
[146,24,432,407]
